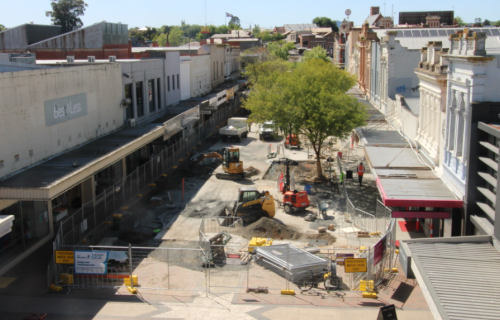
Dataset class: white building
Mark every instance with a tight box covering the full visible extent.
[442,30,500,200]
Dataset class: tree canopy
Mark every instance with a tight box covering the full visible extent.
[229,16,241,27]
[313,17,339,33]
[0,24,6,32]
[267,42,295,60]
[45,0,88,33]
[455,16,466,27]
[303,46,329,62]
[243,59,367,177]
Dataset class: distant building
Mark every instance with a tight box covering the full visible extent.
[1,22,130,60]
[399,11,454,26]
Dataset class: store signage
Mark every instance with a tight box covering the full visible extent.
[44,93,88,127]
[74,250,109,274]
[344,258,367,273]
[55,250,74,264]
[392,211,450,219]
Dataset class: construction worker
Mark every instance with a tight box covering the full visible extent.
[357,162,365,186]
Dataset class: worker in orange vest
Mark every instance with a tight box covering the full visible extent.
[357,162,365,186]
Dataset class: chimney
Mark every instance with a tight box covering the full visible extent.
[370,6,380,16]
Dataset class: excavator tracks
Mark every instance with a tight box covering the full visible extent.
[215,173,245,181]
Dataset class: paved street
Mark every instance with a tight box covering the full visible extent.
[0,120,432,319]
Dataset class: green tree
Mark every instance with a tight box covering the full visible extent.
[229,16,241,27]
[253,25,261,38]
[495,20,500,27]
[455,16,466,27]
[313,17,339,33]
[144,27,157,41]
[267,42,295,60]
[0,24,6,31]
[243,60,367,177]
[303,46,329,62]
[45,0,88,33]
[168,27,185,46]
[483,19,491,26]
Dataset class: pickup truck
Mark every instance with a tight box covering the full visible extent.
[259,121,275,140]
[219,117,249,142]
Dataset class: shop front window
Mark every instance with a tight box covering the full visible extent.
[124,84,133,120]
[148,79,155,113]
[95,161,124,197]
[136,81,144,117]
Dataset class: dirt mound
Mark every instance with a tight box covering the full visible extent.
[241,217,337,244]
[242,217,300,240]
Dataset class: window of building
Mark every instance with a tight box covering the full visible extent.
[124,84,133,119]
[177,74,180,89]
[303,40,309,46]
[148,79,155,113]
[167,76,170,91]
[136,81,144,117]
[156,78,161,109]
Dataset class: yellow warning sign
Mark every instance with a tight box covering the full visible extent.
[55,251,74,264]
[344,258,367,273]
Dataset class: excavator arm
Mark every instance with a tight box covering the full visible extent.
[191,152,223,165]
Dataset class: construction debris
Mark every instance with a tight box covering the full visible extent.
[244,166,260,178]
[246,287,269,294]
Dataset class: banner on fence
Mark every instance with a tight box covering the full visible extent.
[75,251,109,274]
[373,234,387,266]
[336,253,355,266]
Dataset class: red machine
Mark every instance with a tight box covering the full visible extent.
[274,158,310,213]
[284,134,301,149]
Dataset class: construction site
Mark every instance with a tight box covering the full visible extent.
[44,113,429,313]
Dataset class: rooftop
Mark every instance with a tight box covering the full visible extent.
[0,124,162,191]
[401,236,500,320]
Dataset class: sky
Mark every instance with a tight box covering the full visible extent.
[1,0,497,30]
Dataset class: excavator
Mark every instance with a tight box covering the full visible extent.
[219,186,276,226]
[190,147,257,180]
[274,158,311,214]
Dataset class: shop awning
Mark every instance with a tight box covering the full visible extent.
[376,178,463,208]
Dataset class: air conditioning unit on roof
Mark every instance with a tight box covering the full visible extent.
[87,56,96,63]
[127,119,136,127]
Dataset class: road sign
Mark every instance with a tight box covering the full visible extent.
[344,258,367,273]
[55,250,74,264]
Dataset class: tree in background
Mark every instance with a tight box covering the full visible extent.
[483,19,491,26]
[303,46,329,62]
[267,42,295,60]
[229,16,241,28]
[244,59,366,178]
[313,17,339,33]
[144,27,157,41]
[253,25,261,38]
[495,20,500,27]
[45,0,88,33]
[0,24,6,31]
[455,16,466,27]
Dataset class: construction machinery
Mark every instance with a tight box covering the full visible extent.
[285,134,301,149]
[274,158,310,214]
[220,187,275,225]
[191,147,258,180]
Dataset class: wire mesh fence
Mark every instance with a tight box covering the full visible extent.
[48,101,241,288]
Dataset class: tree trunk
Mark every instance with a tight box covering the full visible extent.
[315,150,323,178]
